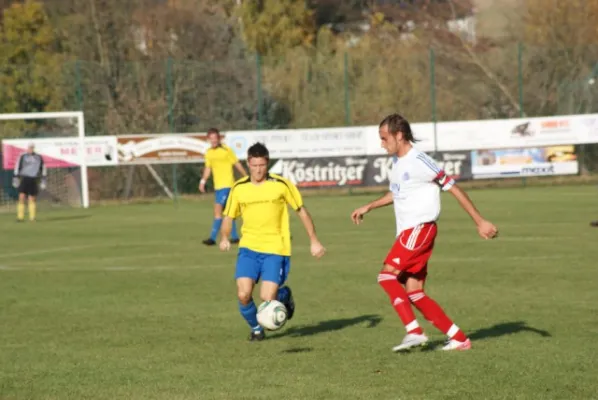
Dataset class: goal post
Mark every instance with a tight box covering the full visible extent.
[0,111,89,209]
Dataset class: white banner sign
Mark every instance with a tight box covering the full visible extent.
[2,136,118,169]
[224,126,374,160]
[436,114,598,152]
[225,113,598,157]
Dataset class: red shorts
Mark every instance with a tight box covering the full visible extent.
[383,222,437,282]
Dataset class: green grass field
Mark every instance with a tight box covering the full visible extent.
[1,185,598,400]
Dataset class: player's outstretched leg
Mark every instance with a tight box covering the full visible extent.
[407,289,470,351]
[378,268,428,352]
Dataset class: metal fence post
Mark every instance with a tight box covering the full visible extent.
[256,53,263,129]
[430,48,438,158]
[166,57,178,204]
[344,51,351,126]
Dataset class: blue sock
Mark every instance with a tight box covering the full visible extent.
[231,220,239,240]
[239,300,262,331]
[277,286,290,304]
[209,218,223,241]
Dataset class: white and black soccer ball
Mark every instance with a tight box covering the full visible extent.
[257,300,288,331]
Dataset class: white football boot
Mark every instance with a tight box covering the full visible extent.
[392,333,429,352]
[441,338,471,351]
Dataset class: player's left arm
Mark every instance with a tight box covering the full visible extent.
[39,155,47,189]
[417,153,498,240]
[283,179,326,258]
[233,162,247,177]
[227,147,247,177]
[446,185,498,240]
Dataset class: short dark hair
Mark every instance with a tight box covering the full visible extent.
[247,142,269,160]
[379,114,418,143]
[207,127,220,136]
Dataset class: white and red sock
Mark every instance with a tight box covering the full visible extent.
[378,274,424,335]
[408,289,467,342]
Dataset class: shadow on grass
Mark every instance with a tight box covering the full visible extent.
[422,320,552,351]
[42,214,91,223]
[281,347,313,354]
[269,314,382,340]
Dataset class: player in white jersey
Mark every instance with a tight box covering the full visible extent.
[351,114,498,352]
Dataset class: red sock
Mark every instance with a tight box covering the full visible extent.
[408,290,467,342]
[378,274,423,334]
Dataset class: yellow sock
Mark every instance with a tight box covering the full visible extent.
[28,200,36,221]
[17,202,25,220]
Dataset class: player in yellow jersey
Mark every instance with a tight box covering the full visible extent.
[219,142,326,341]
[199,128,247,246]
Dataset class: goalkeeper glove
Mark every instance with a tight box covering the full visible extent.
[40,178,47,190]
[12,177,20,188]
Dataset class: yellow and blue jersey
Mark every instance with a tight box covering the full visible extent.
[205,145,238,190]
[223,173,303,257]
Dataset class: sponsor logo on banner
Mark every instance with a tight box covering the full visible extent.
[270,151,472,188]
[437,113,598,151]
[116,134,211,164]
[364,151,472,186]
[471,145,578,179]
[432,152,472,180]
[269,157,368,187]
[1,137,117,169]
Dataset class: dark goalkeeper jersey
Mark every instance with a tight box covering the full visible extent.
[14,153,46,179]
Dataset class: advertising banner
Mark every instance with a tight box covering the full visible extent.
[1,136,117,169]
[116,134,212,164]
[224,126,373,160]
[269,151,472,188]
[435,114,598,152]
[269,156,369,188]
[471,145,578,179]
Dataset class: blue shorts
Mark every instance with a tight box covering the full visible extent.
[235,248,291,285]
[215,188,231,206]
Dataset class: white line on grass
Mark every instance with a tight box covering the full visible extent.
[0,241,183,260]
[0,254,578,272]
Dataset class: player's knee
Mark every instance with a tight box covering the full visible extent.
[381,264,399,275]
[237,290,252,305]
[405,278,424,293]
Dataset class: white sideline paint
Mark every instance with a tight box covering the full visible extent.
[0,254,576,272]
[0,241,182,259]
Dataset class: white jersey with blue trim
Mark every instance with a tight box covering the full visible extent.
[388,147,455,236]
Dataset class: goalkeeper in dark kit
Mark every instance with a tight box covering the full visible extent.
[13,143,47,222]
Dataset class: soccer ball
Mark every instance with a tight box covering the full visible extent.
[257,300,288,331]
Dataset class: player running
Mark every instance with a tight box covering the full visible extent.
[13,143,47,222]
[219,142,326,341]
[199,128,247,246]
[351,114,498,352]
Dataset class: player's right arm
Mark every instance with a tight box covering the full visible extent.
[219,184,241,251]
[12,154,23,188]
[350,191,393,225]
[199,152,212,193]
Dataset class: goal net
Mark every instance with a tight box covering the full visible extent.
[0,112,89,212]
